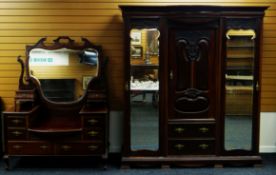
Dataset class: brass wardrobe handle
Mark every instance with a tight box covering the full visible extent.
[170,70,173,80]
[199,144,209,150]
[125,82,129,90]
[174,127,185,134]
[199,127,209,133]
[256,81,259,91]
[174,144,185,151]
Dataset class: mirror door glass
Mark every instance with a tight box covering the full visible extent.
[29,48,98,102]
[224,29,255,151]
[130,28,160,151]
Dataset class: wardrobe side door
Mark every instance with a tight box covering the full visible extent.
[223,18,262,153]
[168,20,218,119]
[129,28,160,153]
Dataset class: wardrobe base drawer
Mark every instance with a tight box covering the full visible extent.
[168,123,215,138]
[168,140,215,155]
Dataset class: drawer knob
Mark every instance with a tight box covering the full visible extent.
[87,131,99,137]
[174,127,185,134]
[61,145,71,151]
[199,127,209,133]
[13,145,22,150]
[88,119,98,125]
[12,131,23,136]
[174,144,185,151]
[88,145,98,151]
[40,145,49,150]
[199,144,209,150]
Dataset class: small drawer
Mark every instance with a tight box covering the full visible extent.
[168,140,215,155]
[168,123,215,138]
[7,129,27,140]
[7,141,53,155]
[6,116,26,127]
[83,116,105,127]
[56,142,104,155]
[83,128,105,140]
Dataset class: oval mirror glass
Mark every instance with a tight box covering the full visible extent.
[29,48,98,102]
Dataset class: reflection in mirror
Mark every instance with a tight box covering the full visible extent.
[29,48,98,102]
[224,29,255,151]
[130,28,160,151]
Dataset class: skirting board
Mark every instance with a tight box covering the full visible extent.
[260,112,276,153]
[109,111,276,153]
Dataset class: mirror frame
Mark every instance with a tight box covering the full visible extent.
[22,36,105,105]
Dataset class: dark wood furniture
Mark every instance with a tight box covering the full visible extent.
[2,37,109,169]
[120,5,268,167]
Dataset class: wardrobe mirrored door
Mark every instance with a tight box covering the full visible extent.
[129,28,160,151]
[224,29,256,151]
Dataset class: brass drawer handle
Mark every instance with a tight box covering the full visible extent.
[40,145,49,150]
[12,131,23,136]
[87,119,98,125]
[174,127,185,134]
[174,144,185,151]
[12,119,23,124]
[199,144,209,150]
[61,145,72,151]
[199,127,209,133]
[88,145,98,151]
[87,131,99,137]
[13,145,22,150]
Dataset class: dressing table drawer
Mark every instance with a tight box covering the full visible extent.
[6,116,26,128]
[83,116,106,128]
[7,141,53,155]
[56,142,104,155]
[83,128,105,140]
[168,140,215,155]
[168,123,215,138]
[7,129,27,140]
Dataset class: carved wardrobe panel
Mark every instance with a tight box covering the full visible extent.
[168,24,217,118]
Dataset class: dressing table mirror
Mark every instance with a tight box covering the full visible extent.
[2,36,109,169]
[29,46,99,102]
